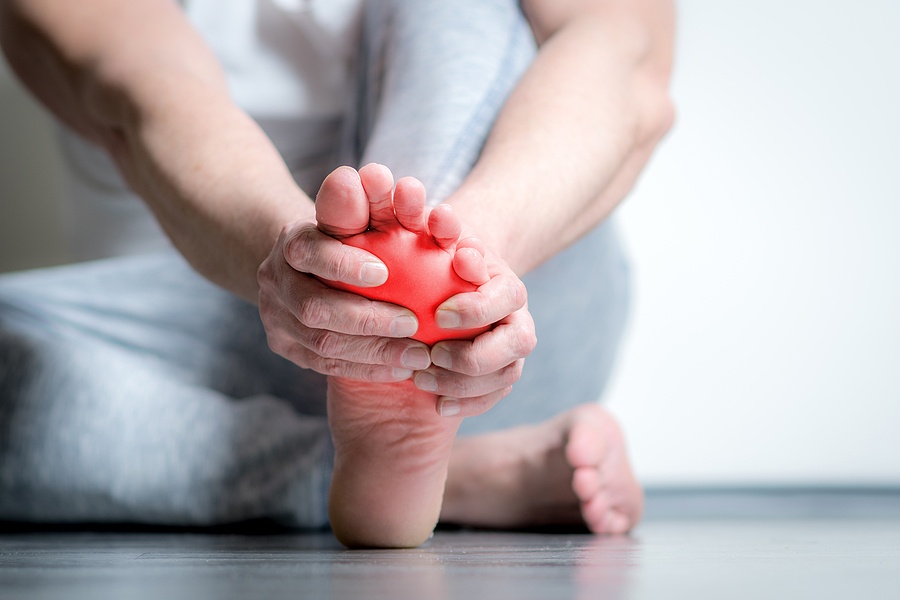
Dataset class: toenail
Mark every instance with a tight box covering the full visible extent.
[435,309,461,329]
[415,371,438,392]
[438,398,461,417]
[390,314,418,337]
[401,347,431,370]
[360,261,388,286]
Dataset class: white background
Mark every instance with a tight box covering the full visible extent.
[2,1,899,487]
[604,0,900,486]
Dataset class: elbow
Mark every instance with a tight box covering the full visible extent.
[617,12,677,152]
[640,80,676,151]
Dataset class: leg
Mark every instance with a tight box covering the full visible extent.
[347,0,631,423]
[313,166,465,547]
[344,0,641,533]
[441,222,642,534]
[0,254,333,527]
[344,0,536,203]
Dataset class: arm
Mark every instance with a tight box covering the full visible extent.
[0,0,429,382]
[447,0,676,275]
[0,0,307,301]
[410,0,674,405]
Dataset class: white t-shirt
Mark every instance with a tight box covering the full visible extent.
[58,0,362,261]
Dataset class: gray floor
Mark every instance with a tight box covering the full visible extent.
[2,490,899,600]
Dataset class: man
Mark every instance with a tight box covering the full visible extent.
[0,0,673,547]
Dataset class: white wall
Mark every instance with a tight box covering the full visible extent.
[1,1,898,487]
[605,0,900,486]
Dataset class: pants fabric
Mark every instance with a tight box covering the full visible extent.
[0,0,630,528]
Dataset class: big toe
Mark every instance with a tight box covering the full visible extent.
[316,166,370,237]
[564,406,607,470]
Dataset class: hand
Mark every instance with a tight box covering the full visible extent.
[413,234,538,418]
[257,217,434,382]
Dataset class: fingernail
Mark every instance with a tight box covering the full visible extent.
[360,261,388,286]
[390,314,418,337]
[401,347,431,370]
[415,371,438,392]
[436,309,461,329]
[392,368,413,380]
[438,398,461,417]
[431,345,452,370]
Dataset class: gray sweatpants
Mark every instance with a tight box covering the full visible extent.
[0,0,630,529]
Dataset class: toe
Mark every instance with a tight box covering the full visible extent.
[579,491,611,534]
[316,166,370,237]
[359,163,396,229]
[427,204,462,249]
[564,410,605,470]
[603,511,634,535]
[571,465,602,502]
[394,177,428,233]
[452,247,490,285]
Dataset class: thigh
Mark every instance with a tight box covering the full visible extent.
[0,252,327,414]
[0,255,332,526]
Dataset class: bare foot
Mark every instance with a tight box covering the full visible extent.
[318,165,490,345]
[440,404,644,534]
[317,164,482,547]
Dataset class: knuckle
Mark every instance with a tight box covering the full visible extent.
[256,259,275,287]
[355,304,383,337]
[456,379,477,399]
[512,325,537,358]
[296,295,332,328]
[286,227,314,269]
[332,249,358,282]
[376,339,404,367]
[457,350,485,377]
[508,277,527,309]
[312,356,342,377]
[265,333,287,357]
[502,361,524,386]
[462,296,490,327]
[308,329,343,359]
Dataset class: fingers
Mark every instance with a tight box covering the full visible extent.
[435,387,515,419]
[285,224,388,287]
[414,359,524,400]
[267,323,433,380]
[259,220,438,382]
[429,307,536,376]
[411,305,536,419]
[435,271,527,330]
[279,272,419,338]
[315,166,369,238]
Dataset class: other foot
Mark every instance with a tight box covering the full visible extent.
[440,404,643,534]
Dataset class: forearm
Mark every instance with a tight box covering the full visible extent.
[447,0,675,275]
[0,0,313,301]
